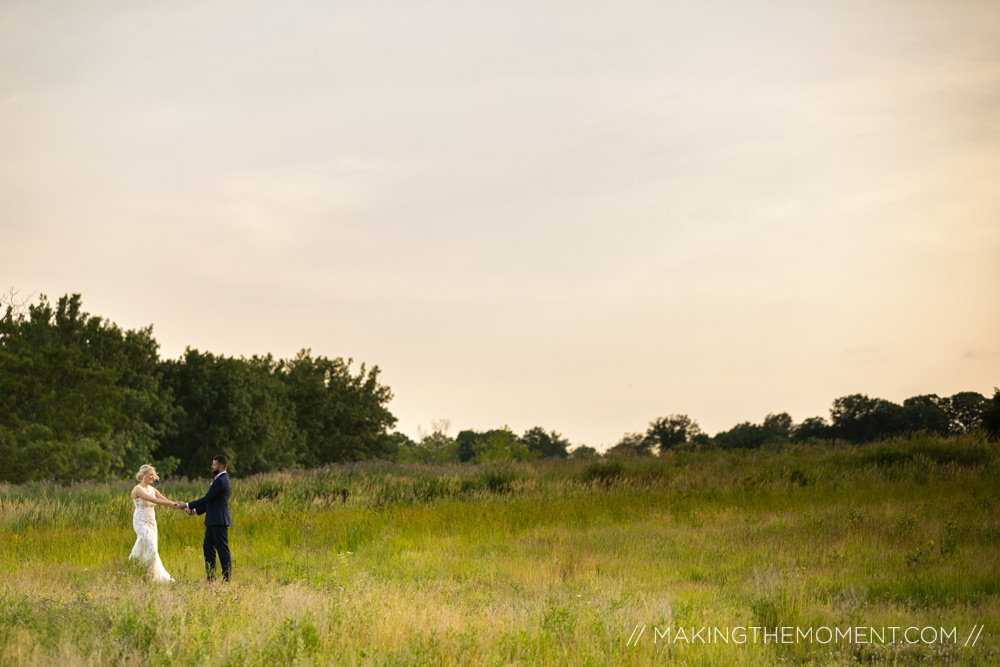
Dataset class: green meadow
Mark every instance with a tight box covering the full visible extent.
[2,435,998,666]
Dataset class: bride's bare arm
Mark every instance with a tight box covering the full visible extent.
[132,485,176,506]
[153,487,185,509]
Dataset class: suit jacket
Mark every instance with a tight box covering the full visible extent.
[188,471,233,527]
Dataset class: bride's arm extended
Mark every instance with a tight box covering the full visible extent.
[152,487,184,509]
[132,485,178,507]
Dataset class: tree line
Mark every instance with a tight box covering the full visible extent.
[396,389,1000,463]
[1,293,997,482]
[601,390,1000,458]
[391,420,572,464]
[0,294,396,483]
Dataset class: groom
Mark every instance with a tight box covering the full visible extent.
[184,455,233,582]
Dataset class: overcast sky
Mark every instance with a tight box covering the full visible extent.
[2,0,998,449]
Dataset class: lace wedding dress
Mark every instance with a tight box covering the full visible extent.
[129,497,174,582]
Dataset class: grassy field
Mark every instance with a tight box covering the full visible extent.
[1,435,998,666]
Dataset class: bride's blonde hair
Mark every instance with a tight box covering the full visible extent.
[135,464,159,482]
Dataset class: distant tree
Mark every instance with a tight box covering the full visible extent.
[391,431,455,464]
[762,413,793,440]
[607,432,654,457]
[714,422,766,449]
[418,419,459,463]
[448,426,547,463]
[157,349,301,477]
[476,426,536,463]
[943,391,987,435]
[0,292,403,482]
[829,394,909,443]
[645,414,703,453]
[276,349,397,466]
[453,427,496,464]
[521,426,570,459]
[568,445,599,460]
[394,419,460,464]
[716,412,795,449]
[902,394,950,435]
[691,432,711,447]
[0,294,174,483]
[388,431,416,453]
[793,416,830,442]
[982,388,1000,441]
[455,429,480,463]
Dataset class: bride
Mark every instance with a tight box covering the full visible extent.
[129,464,184,582]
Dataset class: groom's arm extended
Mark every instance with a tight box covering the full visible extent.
[187,477,225,515]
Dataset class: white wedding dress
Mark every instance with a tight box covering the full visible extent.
[129,497,174,582]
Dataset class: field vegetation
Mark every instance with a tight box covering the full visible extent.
[2,434,998,665]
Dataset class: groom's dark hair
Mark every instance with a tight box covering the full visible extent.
[214,455,228,469]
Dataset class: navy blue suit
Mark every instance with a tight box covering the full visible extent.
[188,471,233,581]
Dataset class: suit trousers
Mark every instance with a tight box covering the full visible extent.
[203,525,231,582]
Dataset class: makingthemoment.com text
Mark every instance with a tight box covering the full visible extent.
[626,625,985,647]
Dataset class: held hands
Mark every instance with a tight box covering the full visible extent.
[169,500,193,515]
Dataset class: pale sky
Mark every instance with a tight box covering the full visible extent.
[2,0,998,449]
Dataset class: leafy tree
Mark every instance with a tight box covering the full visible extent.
[449,426,551,463]
[157,349,301,477]
[982,388,1000,442]
[793,416,830,442]
[901,394,950,435]
[388,431,416,451]
[762,413,793,440]
[276,349,397,465]
[829,394,909,443]
[0,294,173,483]
[475,427,536,463]
[455,429,480,463]
[645,414,703,452]
[691,432,711,447]
[713,422,766,449]
[943,391,987,434]
[521,426,570,459]
[397,419,457,464]
[1,292,402,481]
[159,348,397,476]
[715,412,794,449]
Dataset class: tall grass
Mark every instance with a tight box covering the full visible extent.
[1,434,998,665]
